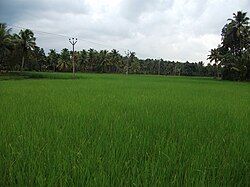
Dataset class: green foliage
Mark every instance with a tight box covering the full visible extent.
[0,22,216,77]
[0,73,249,186]
[209,11,250,81]
[0,23,13,70]
[57,48,71,71]
[47,49,59,71]
[29,46,47,71]
[3,15,248,79]
[14,29,36,71]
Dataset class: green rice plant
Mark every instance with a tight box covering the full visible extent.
[0,72,249,186]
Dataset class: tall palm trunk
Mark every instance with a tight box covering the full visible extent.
[53,64,56,72]
[216,61,221,79]
[216,64,219,79]
[0,56,4,67]
[21,55,25,72]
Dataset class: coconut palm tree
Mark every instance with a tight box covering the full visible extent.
[0,23,12,67]
[98,50,108,72]
[57,48,71,71]
[208,48,221,78]
[109,49,122,73]
[229,11,249,30]
[48,49,59,72]
[88,48,97,72]
[77,49,87,71]
[14,29,36,71]
[227,11,249,55]
[220,11,250,80]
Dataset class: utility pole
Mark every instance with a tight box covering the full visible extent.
[69,38,77,78]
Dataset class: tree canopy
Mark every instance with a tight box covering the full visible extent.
[1,11,249,81]
[208,11,250,81]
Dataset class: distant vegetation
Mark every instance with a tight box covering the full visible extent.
[0,11,249,80]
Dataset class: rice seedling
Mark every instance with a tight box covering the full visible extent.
[0,72,249,186]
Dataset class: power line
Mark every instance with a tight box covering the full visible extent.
[7,24,131,52]
[7,24,150,57]
[8,24,71,38]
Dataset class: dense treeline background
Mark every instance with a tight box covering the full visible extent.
[0,11,249,80]
[0,25,217,77]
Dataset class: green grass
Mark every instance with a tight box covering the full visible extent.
[0,72,249,186]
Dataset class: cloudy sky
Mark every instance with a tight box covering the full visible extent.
[1,0,249,62]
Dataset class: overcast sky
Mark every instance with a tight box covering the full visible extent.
[1,0,250,62]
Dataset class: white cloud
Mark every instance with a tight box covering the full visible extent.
[1,0,249,63]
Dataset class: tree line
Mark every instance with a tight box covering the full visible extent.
[0,24,217,77]
[0,11,249,80]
